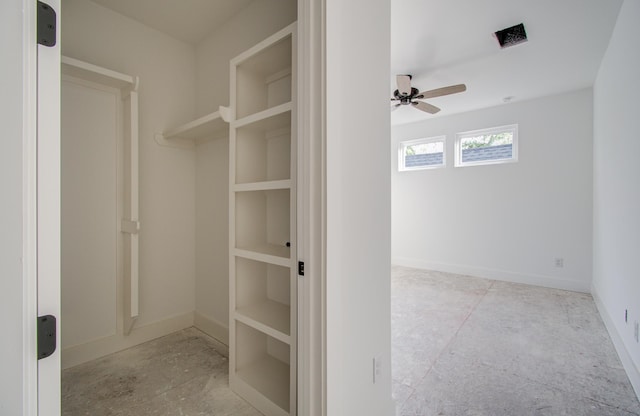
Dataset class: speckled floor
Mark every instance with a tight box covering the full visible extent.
[392,265,640,416]
[62,328,262,416]
[62,267,640,416]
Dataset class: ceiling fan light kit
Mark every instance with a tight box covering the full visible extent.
[391,74,466,114]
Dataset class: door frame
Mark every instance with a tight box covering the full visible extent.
[23,0,39,414]
[35,0,62,414]
[297,0,326,414]
[27,0,326,414]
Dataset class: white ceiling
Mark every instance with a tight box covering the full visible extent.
[391,0,623,125]
[87,0,624,126]
[89,0,253,44]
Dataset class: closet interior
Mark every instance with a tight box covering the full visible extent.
[60,1,298,415]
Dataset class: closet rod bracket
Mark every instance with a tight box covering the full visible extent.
[121,219,140,234]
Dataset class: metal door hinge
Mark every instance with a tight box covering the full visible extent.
[298,261,305,276]
[37,315,56,360]
[37,1,57,47]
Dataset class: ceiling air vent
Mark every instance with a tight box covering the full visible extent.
[494,23,527,48]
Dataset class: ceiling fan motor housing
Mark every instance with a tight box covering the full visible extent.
[394,87,420,104]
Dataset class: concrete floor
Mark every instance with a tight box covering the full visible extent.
[62,328,261,416]
[392,265,640,416]
[63,266,640,415]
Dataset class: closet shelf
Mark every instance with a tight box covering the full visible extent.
[62,56,137,91]
[235,299,291,342]
[234,179,291,192]
[155,106,230,149]
[233,101,292,129]
[234,247,291,268]
[235,355,290,416]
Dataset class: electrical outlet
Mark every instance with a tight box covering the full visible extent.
[373,355,382,384]
[634,321,639,343]
[554,258,564,268]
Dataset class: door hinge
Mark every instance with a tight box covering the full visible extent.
[298,261,305,276]
[37,315,57,360]
[37,1,57,47]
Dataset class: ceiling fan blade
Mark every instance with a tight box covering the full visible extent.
[412,101,441,114]
[397,75,412,96]
[391,103,402,112]
[418,84,466,99]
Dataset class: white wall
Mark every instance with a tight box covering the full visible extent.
[325,0,394,414]
[193,0,297,338]
[194,137,229,340]
[0,0,27,413]
[392,89,594,292]
[62,0,197,328]
[61,79,118,348]
[592,0,640,396]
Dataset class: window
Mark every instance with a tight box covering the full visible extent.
[455,124,518,167]
[398,136,446,171]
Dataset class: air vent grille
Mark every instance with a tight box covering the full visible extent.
[495,23,527,48]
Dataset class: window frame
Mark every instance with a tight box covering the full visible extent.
[398,135,447,172]
[454,124,518,167]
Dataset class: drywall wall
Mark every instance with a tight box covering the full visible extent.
[193,0,297,339]
[61,79,118,348]
[392,89,594,292]
[0,0,26,412]
[325,0,394,414]
[194,137,229,341]
[592,0,640,396]
[62,0,197,328]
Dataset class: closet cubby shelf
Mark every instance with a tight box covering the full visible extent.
[155,106,231,149]
[233,247,291,266]
[235,300,291,342]
[234,179,291,192]
[233,101,292,129]
[233,320,291,415]
[235,356,290,416]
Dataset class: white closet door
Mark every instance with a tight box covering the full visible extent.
[61,79,118,347]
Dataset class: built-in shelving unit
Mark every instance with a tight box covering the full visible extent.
[229,22,297,416]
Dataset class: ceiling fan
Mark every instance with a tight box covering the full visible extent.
[391,75,466,114]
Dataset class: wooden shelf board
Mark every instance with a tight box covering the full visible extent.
[233,102,292,130]
[236,300,291,340]
[234,179,291,192]
[164,110,228,141]
[231,22,295,68]
[233,248,292,268]
[236,243,290,259]
[62,56,135,90]
[236,355,290,413]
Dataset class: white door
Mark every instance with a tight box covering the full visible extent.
[37,0,62,414]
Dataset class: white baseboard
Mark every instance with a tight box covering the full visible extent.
[62,312,195,369]
[592,287,640,400]
[194,312,229,348]
[392,258,591,293]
